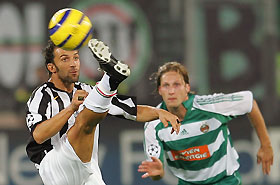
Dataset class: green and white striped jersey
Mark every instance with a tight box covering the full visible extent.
[143,91,253,184]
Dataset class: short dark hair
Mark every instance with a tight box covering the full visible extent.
[150,61,190,91]
[42,40,57,75]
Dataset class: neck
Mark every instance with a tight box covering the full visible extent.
[167,105,187,121]
[50,76,74,93]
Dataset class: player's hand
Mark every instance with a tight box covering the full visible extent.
[156,109,180,134]
[70,90,88,111]
[257,145,273,175]
[138,157,164,179]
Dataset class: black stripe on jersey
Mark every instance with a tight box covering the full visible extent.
[51,90,68,137]
[29,83,46,103]
[74,83,82,90]
[38,85,51,123]
[112,95,137,116]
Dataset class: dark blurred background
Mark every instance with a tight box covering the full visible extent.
[0,0,279,185]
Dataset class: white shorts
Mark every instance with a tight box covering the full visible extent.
[39,135,105,185]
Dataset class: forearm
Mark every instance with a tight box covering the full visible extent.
[33,105,75,144]
[136,105,160,122]
[247,100,271,146]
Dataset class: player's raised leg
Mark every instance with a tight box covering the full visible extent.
[67,39,130,162]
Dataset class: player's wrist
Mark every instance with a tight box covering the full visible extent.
[68,104,78,113]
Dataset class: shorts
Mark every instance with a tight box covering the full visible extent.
[39,135,105,185]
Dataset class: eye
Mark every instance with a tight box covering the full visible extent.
[174,83,181,87]
[74,56,79,60]
[61,57,68,62]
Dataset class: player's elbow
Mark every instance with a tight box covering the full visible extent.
[33,130,46,144]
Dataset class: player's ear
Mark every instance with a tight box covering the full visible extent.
[47,63,56,73]
[185,83,190,93]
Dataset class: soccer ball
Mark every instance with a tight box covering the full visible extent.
[48,8,93,50]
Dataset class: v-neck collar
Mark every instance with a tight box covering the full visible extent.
[160,93,195,120]
[46,82,74,96]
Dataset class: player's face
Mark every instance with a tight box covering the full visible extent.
[53,47,80,84]
[158,71,190,109]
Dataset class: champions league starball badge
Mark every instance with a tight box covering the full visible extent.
[200,123,210,133]
[147,144,159,156]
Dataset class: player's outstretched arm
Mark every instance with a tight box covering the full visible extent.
[136,105,180,134]
[138,157,164,180]
[247,99,274,175]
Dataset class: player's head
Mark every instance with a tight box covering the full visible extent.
[151,61,190,89]
[43,39,80,83]
[151,61,190,107]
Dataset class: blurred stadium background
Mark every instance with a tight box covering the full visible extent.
[0,0,279,184]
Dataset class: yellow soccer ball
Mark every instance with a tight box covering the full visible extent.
[48,8,93,50]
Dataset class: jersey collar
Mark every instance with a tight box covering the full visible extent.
[160,93,195,114]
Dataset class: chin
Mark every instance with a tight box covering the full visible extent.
[166,102,180,108]
[73,76,79,82]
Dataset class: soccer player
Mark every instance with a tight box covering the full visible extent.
[138,61,274,185]
[25,39,180,185]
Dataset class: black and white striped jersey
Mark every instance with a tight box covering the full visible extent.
[26,81,137,165]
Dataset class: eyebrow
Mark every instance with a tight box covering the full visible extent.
[59,54,68,58]
[59,52,79,58]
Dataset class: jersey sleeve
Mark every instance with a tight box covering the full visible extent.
[193,91,253,116]
[26,85,52,133]
[143,120,165,164]
[108,95,137,120]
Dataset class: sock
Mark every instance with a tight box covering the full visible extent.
[83,73,117,113]
[97,73,119,93]
[83,85,115,113]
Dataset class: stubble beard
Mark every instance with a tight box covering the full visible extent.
[59,73,79,86]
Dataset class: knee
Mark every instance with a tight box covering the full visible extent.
[76,109,107,134]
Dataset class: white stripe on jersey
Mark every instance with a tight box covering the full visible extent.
[226,138,240,175]
[157,118,222,142]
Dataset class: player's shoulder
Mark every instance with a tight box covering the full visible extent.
[31,82,50,95]
[144,119,161,131]
[27,82,52,103]
[193,91,253,105]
